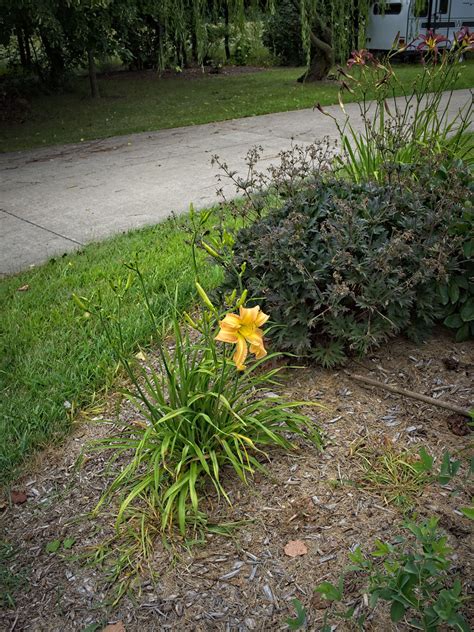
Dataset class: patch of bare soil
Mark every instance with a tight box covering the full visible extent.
[1,331,472,632]
[102,66,270,82]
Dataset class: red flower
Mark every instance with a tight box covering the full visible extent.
[455,26,474,51]
[416,30,448,57]
[347,49,375,68]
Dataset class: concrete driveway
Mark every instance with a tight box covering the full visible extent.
[0,89,471,276]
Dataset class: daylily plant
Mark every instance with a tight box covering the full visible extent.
[417,30,448,60]
[216,305,269,370]
[455,26,474,51]
[347,48,375,68]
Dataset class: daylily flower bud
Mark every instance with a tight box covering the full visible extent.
[202,241,221,259]
[338,92,347,114]
[72,293,89,311]
[195,282,215,311]
[341,81,354,94]
[237,289,248,307]
[183,312,199,329]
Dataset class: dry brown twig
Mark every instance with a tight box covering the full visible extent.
[348,373,472,418]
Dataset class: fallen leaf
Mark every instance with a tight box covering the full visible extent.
[447,414,471,436]
[103,623,126,632]
[284,539,308,557]
[130,420,148,429]
[311,591,330,610]
[17,284,30,292]
[11,490,27,504]
[443,357,459,371]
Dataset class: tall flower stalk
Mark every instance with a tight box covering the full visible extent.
[319,31,473,183]
[82,261,323,538]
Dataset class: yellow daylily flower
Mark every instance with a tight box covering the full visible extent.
[215,305,269,371]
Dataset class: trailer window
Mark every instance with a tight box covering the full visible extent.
[438,0,449,13]
[413,1,428,17]
[373,2,402,14]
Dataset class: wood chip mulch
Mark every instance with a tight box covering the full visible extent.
[1,330,472,632]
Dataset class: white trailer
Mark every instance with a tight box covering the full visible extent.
[366,0,474,53]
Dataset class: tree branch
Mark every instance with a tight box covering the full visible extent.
[349,373,472,418]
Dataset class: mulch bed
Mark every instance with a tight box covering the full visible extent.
[1,330,472,632]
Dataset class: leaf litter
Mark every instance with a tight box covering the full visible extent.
[0,331,472,631]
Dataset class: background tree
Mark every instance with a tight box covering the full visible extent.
[293,0,370,80]
[263,0,305,66]
[0,0,374,96]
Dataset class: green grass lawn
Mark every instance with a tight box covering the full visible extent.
[0,214,223,485]
[1,62,473,485]
[2,62,474,153]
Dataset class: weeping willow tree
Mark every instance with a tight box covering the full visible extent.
[147,0,253,69]
[297,0,372,81]
[1,0,376,93]
[137,0,375,76]
[0,0,257,92]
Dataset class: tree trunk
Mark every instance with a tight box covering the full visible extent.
[87,48,100,98]
[146,16,163,70]
[190,9,198,63]
[158,22,165,71]
[40,32,66,86]
[16,26,28,69]
[224,4,231,61]
[297,16,334,82]
[191,29,198,62]
[298,47,333,82]
[25,34,33,68]
[176,36,188,68]
[182,38,188,68]
[352,2,360,51]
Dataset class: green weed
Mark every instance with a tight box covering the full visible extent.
[348,441,462,509]
[0,541,26,608]
[314,518,471,632]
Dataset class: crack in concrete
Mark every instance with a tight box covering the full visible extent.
[0,208,84,246]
